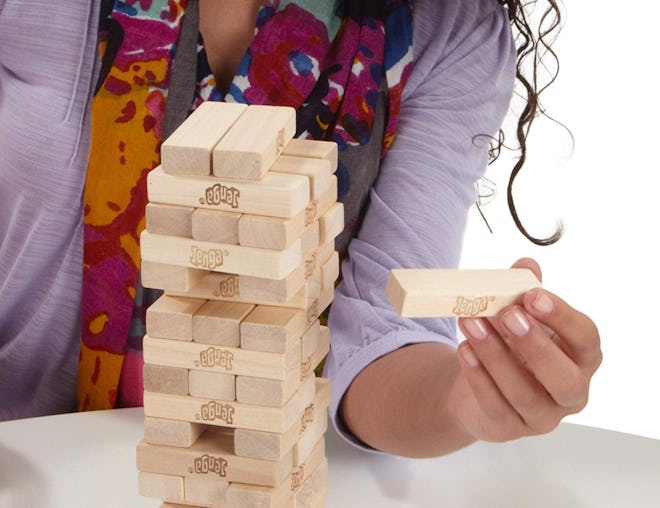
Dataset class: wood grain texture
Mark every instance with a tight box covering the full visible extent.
[146,202,194,238]
[283,138,338,173]
[144,417,206,448]
[212,105,296,180]
[271,155,333,199]
[192,300,255,347]
[188,370,236,400]
[386,268,542,318]
[318,202,344,245]
[146,294,207,341]
[143,364,189,396]
[141,260,206,292]
[191,208,241,244]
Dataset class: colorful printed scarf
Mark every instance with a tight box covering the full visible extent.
[78,0,413,411]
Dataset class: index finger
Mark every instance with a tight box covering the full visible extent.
[522,288,602,374]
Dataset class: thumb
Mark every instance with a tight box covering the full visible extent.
[511,257,542,283]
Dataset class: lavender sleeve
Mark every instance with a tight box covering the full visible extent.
[324,0,517,450]
[0,2,100,419]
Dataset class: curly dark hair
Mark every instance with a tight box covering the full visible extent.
[493,0,564,246]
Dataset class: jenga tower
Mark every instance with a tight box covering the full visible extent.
[135,102,342,508]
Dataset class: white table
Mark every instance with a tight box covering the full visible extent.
[1,408,659,507]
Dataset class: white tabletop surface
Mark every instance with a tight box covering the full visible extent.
[1,407,659,508]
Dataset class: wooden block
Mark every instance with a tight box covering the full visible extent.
[386,268,542,318]
[191,208,240,244]
[143,364,189,395]
[212,105,296,180]
[146,294,207,341]
[238,176,336,250]
[318,202,343,245]
[240,306,309,354]
[143,335,300,380]
[283,138,338,173]
[138,471,184,502]
[300,222,319,258]
[141,260,206,292]
[234,378,330,460]
[294,459,328,508]
[143,376,316,433]
[161,101,247,176]
[271,156,333,199]
[320,252,339,292]
[137,427,292,488]
[301,321,320,361]
[140,230,301,280]
[192,300,255,347]
[226,439,325,508]
[144,417,205,448]
[146,202,194,238]
[185,475,229,507]
[189,370,235,400]
[148,165,310,218]
[293,408,327,466]
[236,326,329,408]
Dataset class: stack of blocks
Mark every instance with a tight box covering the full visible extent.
[136,102,344,508]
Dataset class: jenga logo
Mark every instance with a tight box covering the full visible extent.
[196,402,235,424]
[304,254,316,280]
[195,347,234,371]
[306,301,318,326]
[189,455,228,477]
[304,200,317,227]
[189,246,227,270]
[300,358,312,381]
[213,275,239,297]
[201,183,240,208]
[291,466,304,491]
[452,296,496,316]
[299,403,314,435]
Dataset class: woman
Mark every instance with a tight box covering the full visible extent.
[0,0,600,458]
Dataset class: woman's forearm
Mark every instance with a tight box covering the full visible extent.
[340,342,476,458]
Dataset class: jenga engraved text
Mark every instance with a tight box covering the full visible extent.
[214,275,239,297]
[189,454,229,477]
[300,403,314,435]
[291,466,304,491]
[304,200,317,227]
[203,183,240,208]
[190,246,225,270]
[304,253,316,279]
[195,347,234,371]
[452,296,495,316]
[306,301,319,326]
[197,401,235,424]
[300,358,312,382]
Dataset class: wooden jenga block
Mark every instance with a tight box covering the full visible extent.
[236,325,329,407]
[301,321,320,361]
[146,203,194,238]
[185,475,229,508]
[143,376,315,433]
[142,260,206,292]
[144,364,189,395]
[240,306,309,354]
[191,208,240,244]
[161,101,247,176]
[188,370,235,400]
[226,439,325,508]
[386,268,542,318]
[137,427,293,488]
[138,471,184,502]
[146,294,207,341]
[283,138,338,173]
[192,300,255,347]
[294,458,328,508]
[293,406,328,466]
[237,176,336,250]
[234,378,330,460]
[148,165,310,218]
[319,202,344,245]
[143,335,301,380]
[271,156,333,199]
[140,231,302,280]
[144,417,206,448]
[212,105,296,180]
[321,252,339,292]
[300,222,319,258]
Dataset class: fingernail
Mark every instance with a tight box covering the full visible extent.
[532,292,554,315]
[503,308,530,336]
[460,345,480,367]
[463,318,489,341]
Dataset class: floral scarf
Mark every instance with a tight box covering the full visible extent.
[78,0,413,411]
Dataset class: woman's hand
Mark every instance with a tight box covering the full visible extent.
[447,258,602,442]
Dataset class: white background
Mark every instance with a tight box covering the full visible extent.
[459,1,660,440]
